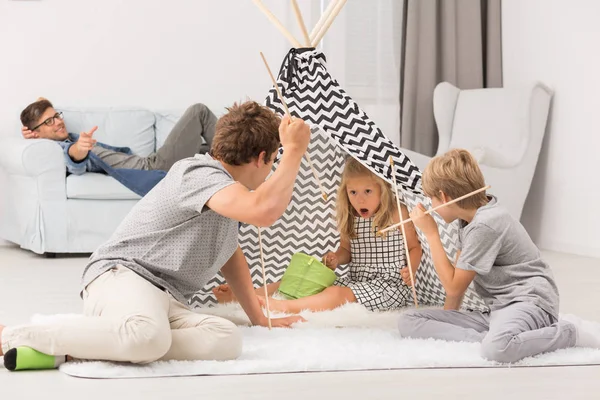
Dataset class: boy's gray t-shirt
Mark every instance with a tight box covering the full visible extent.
[81,154,239,305]
[456,196,559,318]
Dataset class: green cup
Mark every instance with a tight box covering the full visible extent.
[278,252,338,300]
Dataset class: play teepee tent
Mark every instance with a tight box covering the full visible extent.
[190,0,487,312]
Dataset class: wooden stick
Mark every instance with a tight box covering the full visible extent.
[378,185,492,234]
[312,0,348,47]
[291,0,311,47]
[257,227,272,330]
[390,157,418,308]
[309,0,339,43]
[305,153,328,201]
[259,52,328,201]
[253,0,302,48]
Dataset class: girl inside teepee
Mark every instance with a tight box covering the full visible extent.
[214,156,422,313]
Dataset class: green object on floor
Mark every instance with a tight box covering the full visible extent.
[3,347,60,371]
[278,252,337,300]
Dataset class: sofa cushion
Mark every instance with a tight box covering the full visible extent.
[66,173,141,200]
[59,107,156,156]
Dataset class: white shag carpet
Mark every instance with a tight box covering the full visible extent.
[27,302,600,379]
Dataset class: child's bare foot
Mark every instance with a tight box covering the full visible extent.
[257,295,290,313]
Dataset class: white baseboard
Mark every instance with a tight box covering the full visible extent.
[537,239,600,260]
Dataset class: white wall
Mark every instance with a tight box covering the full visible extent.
[0,0,404,144]
[503,0,600,258]
[0,0,322,136]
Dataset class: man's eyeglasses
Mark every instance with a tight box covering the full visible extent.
[31,112,64,131]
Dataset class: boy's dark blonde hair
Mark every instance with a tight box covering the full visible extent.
[211,101,280,165]
[336,157,396,239]
[422,149,488,209]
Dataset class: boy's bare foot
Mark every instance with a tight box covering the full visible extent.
[212,284,237,304]
[257,295,290,313]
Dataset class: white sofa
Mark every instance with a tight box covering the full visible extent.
[0,107,183,255]
[401,81,553,220]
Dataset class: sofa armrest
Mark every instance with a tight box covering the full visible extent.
[0,137,68,254]
[0,138,65,176]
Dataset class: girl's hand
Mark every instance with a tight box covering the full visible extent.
[410,203,438,237]
[322,252,338,270]
[401,267,414,286]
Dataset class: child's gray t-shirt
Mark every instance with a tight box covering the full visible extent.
[81,154,239,305]
[456,196,559,318]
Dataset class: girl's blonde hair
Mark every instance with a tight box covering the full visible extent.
[422,149,488,209]
[337,157,396,239]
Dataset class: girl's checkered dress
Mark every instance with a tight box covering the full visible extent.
[335,216,411,311]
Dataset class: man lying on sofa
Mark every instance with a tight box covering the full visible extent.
[19,98,217,197]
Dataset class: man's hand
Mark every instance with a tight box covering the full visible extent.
[410,203,439,237]
[69,126,98,161]
[278,115,310,157]
[401,267,414,286]
[212,284,237,304]
[21,126,38,139]
[322,251,338,270]
[260,315,306,328]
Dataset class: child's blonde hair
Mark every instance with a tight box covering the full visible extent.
[337,157,396,239]
[422,149,488,209]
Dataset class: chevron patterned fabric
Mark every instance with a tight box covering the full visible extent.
[190,48,487,312]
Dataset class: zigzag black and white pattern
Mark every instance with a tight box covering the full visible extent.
[265,49,421,193]
[190,49,487,311]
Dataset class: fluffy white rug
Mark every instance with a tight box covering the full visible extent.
[28,303,600,379]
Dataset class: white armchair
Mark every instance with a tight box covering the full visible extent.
[401,81,553,220]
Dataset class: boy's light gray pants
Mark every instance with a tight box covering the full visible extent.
[397,302,577,363]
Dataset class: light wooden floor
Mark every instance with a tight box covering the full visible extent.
[1,240,599,399]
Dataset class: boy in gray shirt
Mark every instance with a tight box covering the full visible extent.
[397,149,600,363]
[1,101,311,371]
